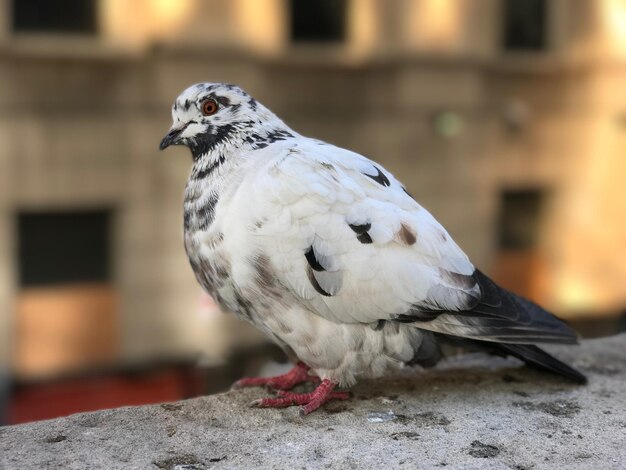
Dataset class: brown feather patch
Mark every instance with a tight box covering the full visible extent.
[253,254,275,289]
[397,223,417,246]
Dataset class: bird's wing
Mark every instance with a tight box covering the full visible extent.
[246,139,577,344]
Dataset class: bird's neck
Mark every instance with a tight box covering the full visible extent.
[183,154,230,233]
[183,122,295,233]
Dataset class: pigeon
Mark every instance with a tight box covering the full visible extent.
[160,83,586,415]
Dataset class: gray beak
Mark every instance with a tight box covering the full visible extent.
[159,125,186,150]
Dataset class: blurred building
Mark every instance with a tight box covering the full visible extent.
[0,0,625,422]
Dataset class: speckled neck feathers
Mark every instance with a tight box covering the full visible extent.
[183,122,295,233]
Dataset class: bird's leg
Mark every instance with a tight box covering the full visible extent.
[250,379,350,415]
[232,362,319,391]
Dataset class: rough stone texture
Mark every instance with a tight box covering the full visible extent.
[2,335,625,470]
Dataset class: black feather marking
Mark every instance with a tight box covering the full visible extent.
[363,166,391,187]
[306,266,332,297]
[304,246,325,272]
[192,155,226,180]
[188,124,236,160]
[349,223,371,234]
[265,130,294,143]
[215,96,231,106]
[349,222,373,244]
[372,320,386,331]
[357,232,373,244]
[197,193,219,231]
[248,98,258,111]
[403,187,416,200]
[246,129,294,150]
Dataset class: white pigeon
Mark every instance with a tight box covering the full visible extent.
[160,83,585,415]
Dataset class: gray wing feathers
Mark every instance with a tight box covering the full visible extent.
[406,270,579,345]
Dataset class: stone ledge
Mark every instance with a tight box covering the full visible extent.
[2,335,625,470]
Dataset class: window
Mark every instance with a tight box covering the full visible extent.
[18,210,111,287]
[289,0,347,43]
[498,190,545,250]
[12,0,97,34]
[502,0,547,51]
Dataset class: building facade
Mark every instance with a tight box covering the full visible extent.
[0,0,625,380]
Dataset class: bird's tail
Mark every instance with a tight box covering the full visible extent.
[435,333,587,384]
[491,342,587,384]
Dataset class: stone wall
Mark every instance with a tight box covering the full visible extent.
[1,334,624,469]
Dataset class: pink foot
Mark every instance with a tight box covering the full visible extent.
[232,362,319,391]
[250,379,350,415]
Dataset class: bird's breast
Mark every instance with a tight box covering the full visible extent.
[184,229,230,296]
[184,222,264,326]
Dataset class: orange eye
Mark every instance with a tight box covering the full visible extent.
[201,99,219,116]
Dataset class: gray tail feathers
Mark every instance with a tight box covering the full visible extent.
[464,270,580,344]
[435,333,587,384]
[493,342,587,384]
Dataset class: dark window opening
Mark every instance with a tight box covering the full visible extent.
[502,0,547,51]
[12,0,98,35]
[18,210,112,287]
[289,0,347,43]
[498,189,545,249]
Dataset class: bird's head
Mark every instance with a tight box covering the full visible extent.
[160,82,282,160]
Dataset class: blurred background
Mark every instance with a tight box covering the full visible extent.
[0,0,625,425]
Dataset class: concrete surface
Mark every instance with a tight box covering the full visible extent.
[1,334,625,470]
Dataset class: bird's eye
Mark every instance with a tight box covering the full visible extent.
[201,99,219,116]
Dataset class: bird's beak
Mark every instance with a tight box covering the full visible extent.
[159,124,187,150]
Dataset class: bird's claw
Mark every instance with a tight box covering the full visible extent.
[248,379,348,415]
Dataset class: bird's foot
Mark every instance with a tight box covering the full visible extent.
[232,362,318,391]
[250,379,349,415]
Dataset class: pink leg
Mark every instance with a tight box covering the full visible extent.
[250,379,350,415]
[232,362,318,391]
